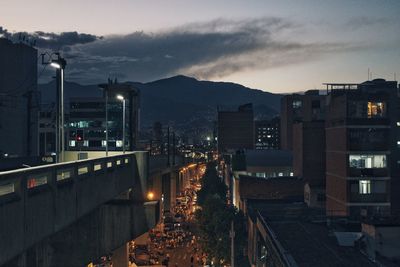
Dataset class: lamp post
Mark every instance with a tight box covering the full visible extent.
[116,95,126,153]
[42,53,66,163]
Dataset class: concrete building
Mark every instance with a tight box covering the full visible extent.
[293,121,326,208]
[230,149,294,208]
[67,83,140,152]
[246,200,379,267]
[280,90,325,150]
[254,117,280,150]
[0,38,38,157]
[325,79,400,218]
[217,103,254,152]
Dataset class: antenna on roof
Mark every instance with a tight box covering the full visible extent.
[394,73,397,82]
[368,68,370,81]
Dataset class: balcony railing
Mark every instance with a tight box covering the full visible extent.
[348,168,388,177]
[349,193,388,203]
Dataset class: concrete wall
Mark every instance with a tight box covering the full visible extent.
[0,152,149,266]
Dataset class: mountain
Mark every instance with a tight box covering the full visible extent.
[38,75,282,130]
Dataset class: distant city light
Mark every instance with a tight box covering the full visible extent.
[206,136,211,141]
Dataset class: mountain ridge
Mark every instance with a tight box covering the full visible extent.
[38,75,282,130]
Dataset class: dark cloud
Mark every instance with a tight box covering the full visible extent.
[0,26,101,49]
[1,18,363,84]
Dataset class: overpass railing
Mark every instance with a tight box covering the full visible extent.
[0,152,142,266]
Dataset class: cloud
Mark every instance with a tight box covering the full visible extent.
[0,26,101,49]
[344,16,390,30]
[1,18,363,84]
[55,17,362,84]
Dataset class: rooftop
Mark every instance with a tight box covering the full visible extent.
[252,201,379,267]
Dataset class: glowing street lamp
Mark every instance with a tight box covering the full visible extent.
[116,94,126,154]
[147,191,154,200]
[43,54,67,163]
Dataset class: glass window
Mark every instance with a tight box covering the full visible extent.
[292,100,302,109]
[359,180,371,194]
[349,154,386,169]
[367,102,386,118]
[69,140,76,147]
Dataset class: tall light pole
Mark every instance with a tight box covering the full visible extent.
[42,52,66,163]
[116,95,126,154]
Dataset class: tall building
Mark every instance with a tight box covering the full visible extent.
[325,79,400,218]
[0,38,38,157]
[217,103,254,152]
[254,117,280,150]
[67,83,140,151]
[280,90,325,150]
[293,121,326,208]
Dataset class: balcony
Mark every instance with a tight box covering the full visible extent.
[346,117,389,126]
[348,142,388,151]
[350,193,388,203]
[348,168,388,177]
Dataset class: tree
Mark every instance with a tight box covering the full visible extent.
[195,162,246,266]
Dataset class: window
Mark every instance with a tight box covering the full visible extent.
[0,183,14,196]
[116,140,123,147]
[367,102,386,118]
[27,174,48,189]
[292,100,302,109]
[359,180,371,194]
[349,154,386,169]
[69,140,76,147]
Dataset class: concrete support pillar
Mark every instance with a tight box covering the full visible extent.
[112,243,129,267]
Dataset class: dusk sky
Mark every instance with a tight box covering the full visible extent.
[1,0,399,93]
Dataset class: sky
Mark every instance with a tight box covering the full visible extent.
[0,0,399,93]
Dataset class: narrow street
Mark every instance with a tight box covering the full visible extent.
[130,165,209,267]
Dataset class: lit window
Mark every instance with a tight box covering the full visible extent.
[278,172,283,177]
[83,140,89,147]
[292,100,302,109]
[102,140,107,147]
[116,140,123,147]
[397,141,400,147]
[397,122,400,126]
[349,154,386,169]
[290,172,294,176]
[367,102,386,118]
[359,180,371,194]
[69,140,76,147]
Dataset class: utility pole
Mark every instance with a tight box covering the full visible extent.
[172,131,176,166]
[41,52,66,163]
[167,126,170,166]
[230,220,235,267]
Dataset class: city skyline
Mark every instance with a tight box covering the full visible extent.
[1,0,399,93]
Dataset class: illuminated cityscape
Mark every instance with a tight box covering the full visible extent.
[1,1,400,267]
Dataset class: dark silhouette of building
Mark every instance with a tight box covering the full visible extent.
[293,121,326,208]
[281,90,327,208]
[217,103,254,152]
[0,38,38,157]
[255,117,280,150]
[325,79,400,218]
[280,90,325,150]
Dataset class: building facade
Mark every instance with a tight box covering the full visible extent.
[280,90,325,150]
[67,83,140,152]
[0,38,38,157]
[325,79,400,218]
[255,117,280,150]
[217,103,254,152]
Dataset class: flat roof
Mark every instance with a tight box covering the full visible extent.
[254,202,378,267]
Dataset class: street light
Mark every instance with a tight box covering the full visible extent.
[116,94,126,154]
[43,53,67,163]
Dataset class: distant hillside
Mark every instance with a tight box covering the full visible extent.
[39,75,281,130]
